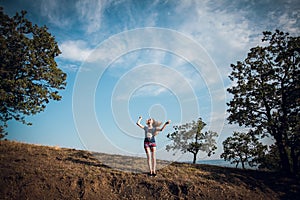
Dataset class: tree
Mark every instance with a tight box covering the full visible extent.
[221,132,267,169]
[0,7,67,137]
[227,30,300,174]
[166,118,218,164]
[258,144,281,171]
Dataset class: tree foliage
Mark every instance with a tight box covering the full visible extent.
[221,132,267,169]
[0,8,67,137]
[166,118,218,164]
[227,30,300,174]
[258,144,281,171]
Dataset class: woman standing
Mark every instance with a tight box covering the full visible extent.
[136,116,171,176]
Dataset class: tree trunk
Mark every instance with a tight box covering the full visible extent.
[193,153,197,164]
[235,161,239,168]
[278,83,292,174]
[263,86,291,174]
[276,136,291,174]
[240,156,245,169]
[291,146,299,175]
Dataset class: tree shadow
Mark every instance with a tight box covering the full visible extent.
[189,163,300,199]
[64,150,111,169]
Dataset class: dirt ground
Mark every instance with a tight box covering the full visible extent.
[0,140,299,199]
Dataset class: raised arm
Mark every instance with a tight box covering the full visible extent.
[136,116,144,129]
[156,120,171,132]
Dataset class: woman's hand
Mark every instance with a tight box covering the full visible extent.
[136,116,144,129]
[158,120,171,132]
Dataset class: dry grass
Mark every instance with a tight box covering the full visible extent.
[0,140,299,200]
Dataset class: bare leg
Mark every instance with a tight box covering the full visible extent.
[145,147,152,174]
[151,147,156,174]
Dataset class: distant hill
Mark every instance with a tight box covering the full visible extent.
[0,140,299,199]
[196,159,257,169]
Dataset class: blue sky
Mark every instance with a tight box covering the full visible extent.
[2,0,300,163]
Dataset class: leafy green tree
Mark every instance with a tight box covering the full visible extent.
[221,132,267,169]
[227,30,300,174]
[258,144,281,171]
[0,8,67,137]
[166,118,218,164]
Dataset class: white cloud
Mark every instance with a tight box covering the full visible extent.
[176,1,255,54]
[75,0,110,33]
[144,12,159,27]
[132,85,168,98]
[59,0,300,103]
[59,40,92,62]
[40,0,73,28]
[58,63,80,72]
[277,13,299,35]
[170,0,297,91]
[59,39,120,64]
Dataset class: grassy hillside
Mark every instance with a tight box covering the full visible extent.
[0,140,299,199]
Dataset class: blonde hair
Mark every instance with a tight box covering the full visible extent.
[152,119,162,128]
